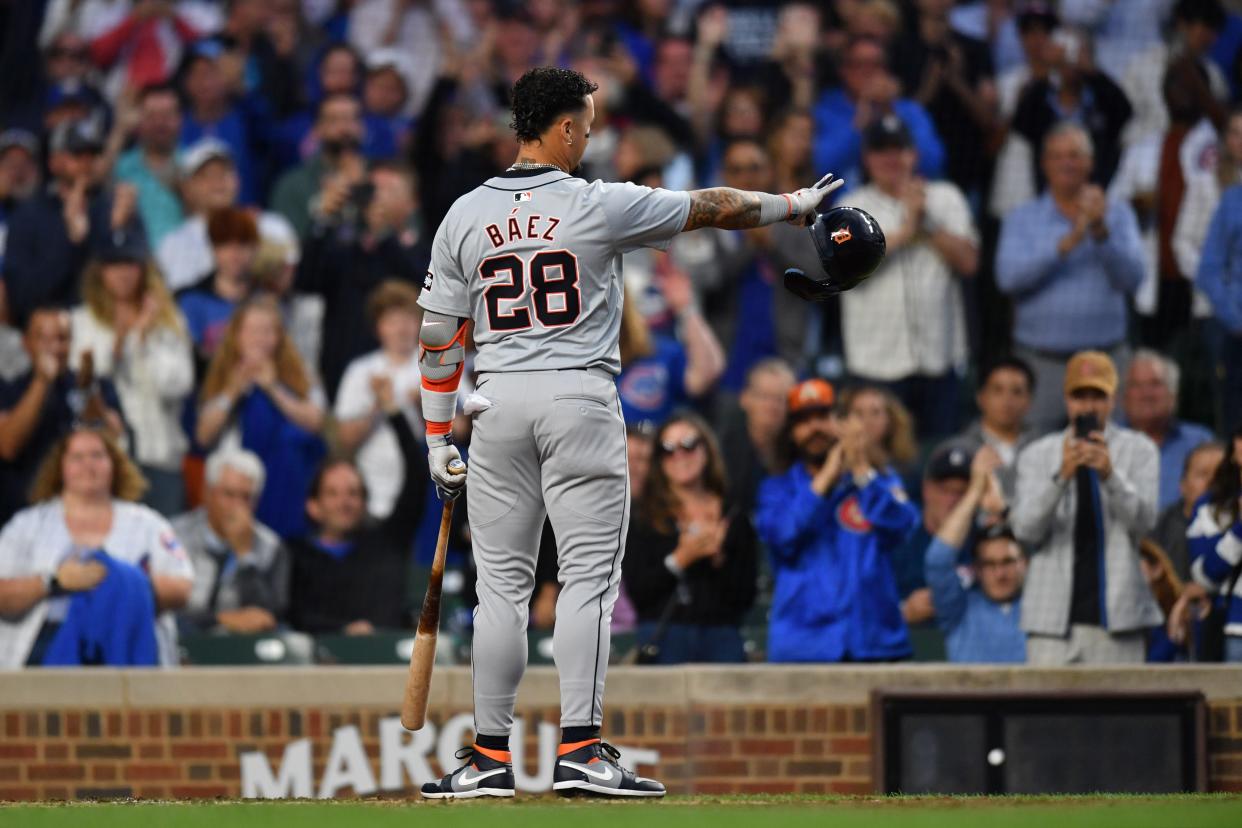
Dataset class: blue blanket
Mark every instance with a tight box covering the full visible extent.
[43,551,158,667]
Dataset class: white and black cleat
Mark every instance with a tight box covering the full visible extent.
[553,739,666,798]
[421,745,516,800]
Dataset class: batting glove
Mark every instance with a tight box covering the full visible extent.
[427,434,466,501]
[785,173,845,225]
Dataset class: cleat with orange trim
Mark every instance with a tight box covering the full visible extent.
[553,739,665,798]
[421,744,515,799]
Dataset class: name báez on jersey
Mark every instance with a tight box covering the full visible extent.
[484,211,561,249]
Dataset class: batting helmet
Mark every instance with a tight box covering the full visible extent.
[783,206,887,302]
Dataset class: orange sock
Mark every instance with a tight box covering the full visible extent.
[557,738,600,756]
[474,744,512,763]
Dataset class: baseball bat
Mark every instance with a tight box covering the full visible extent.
[401,459,466,731]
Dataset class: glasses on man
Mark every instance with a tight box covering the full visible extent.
[660,435,703,456]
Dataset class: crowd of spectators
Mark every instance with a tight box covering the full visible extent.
[1,0,1242,669]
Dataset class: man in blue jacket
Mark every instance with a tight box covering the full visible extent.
[756,378,920,662]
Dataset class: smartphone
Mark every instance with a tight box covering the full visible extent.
[1073,413,1099,439]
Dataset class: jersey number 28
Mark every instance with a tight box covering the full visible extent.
[480,250,581,331]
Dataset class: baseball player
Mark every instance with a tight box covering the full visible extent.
[417,67,842,799]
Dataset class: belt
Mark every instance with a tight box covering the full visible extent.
[478,366,617,380]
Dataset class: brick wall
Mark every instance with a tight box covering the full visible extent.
[1209,702,1242,792]
[3,697,1240,800]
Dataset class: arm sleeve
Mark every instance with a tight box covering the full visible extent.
[995,204,1063,296]
[88,14,138,68]
[855,474,920,541]
[1101,435,1158,536]
[599,182,692,253]
[333,361,373,421]
[267,543,292,621]
[1191,518,1242,588]
[754,473,837,560]
[933,184,980,244]
[812,100,862,179]
[128,326,195,401]
[379,412,429,543]
[144,515,195,581]
[1011,440,1066,549]
[417,225,470,317]
[1094,201,1147,295]
[714,513,759,617]
[1197,190,1242,332]
[924,537,969,632]
[621,520,679,617]
[0,511,37,578]
[900,102,946,180]
[1172,176,1213,279]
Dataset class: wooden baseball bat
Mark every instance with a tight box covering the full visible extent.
[401,460,465,731]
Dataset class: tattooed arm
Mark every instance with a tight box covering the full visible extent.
[683,188,770,231]
[682,173,844,232]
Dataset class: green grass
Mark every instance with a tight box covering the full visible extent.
[4,795,1242,828]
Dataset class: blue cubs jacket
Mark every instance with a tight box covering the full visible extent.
[756,462,920,662]
[1188,495,1242,637]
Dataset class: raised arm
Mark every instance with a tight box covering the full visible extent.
[682,173,843,232]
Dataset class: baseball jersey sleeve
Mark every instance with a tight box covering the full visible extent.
[143,512,195,581]
[929,183,979,245]
[418,224,470,317]
[333,358,373,422]
[0,509,38,577]
[599,182,692,254]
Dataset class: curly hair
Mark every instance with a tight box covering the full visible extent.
[29,426,148,503]
[509,67,599,143]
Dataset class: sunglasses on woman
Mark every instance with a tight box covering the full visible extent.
[660,435,703,456]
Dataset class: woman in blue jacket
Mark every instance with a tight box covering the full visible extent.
[756,379,920,662]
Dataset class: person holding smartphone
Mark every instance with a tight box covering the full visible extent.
[1012,351,1162,664]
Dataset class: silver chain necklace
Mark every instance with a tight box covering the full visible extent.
[507,161,563,172]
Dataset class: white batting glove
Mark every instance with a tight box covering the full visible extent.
[427,434,466,501]
[785,173,844,225]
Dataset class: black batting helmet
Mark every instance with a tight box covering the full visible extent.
[784,206,886,302]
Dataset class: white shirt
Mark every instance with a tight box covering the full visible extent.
[840,182,976,381]
[1121,43,1229,148]
[347,0,474,118]
[69,306,195,470]
[989,65,1035,220]
[0,499,194,668]
[333,350,424,519]
[157,212,297,292]
[1108,118,1217,317]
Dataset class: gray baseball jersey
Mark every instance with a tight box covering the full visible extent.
[417,168,691,374]
[419,168,690,739]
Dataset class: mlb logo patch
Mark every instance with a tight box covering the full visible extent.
[514,191,533,203]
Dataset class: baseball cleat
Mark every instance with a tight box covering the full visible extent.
[552,738,666,798]
[421,744,515,799]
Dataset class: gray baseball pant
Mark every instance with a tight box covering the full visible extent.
[465,368,628,735]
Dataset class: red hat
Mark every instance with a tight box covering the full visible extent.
[787,378,835,416]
